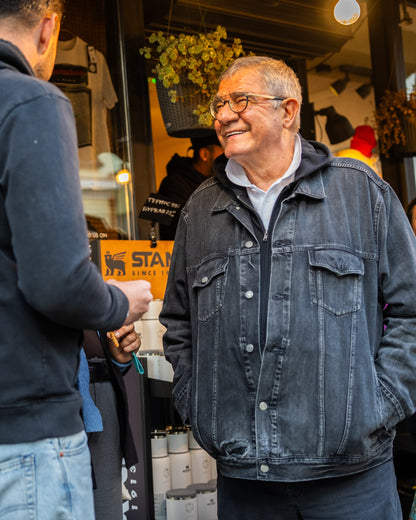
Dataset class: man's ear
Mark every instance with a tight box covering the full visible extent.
[36,13,59,55]
[281,98,300,130]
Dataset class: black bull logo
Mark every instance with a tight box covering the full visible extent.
[104,252,126,276]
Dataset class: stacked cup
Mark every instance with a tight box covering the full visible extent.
[151,431,171,520]
[168,428,192,489]
[187,482,217,520]
[188,428,211,485]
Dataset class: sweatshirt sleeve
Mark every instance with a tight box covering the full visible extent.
[3,87,128,330]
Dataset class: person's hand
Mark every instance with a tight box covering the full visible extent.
[107,279,153,324]
[107,323,140,364]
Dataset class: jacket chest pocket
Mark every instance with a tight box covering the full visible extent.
[308,249,364,316]
[192,256,228,322]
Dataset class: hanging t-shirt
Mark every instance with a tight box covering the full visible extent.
[51,36,118,169]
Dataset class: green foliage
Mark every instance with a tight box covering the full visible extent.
[374,86,416,157]
[140,25,249,126]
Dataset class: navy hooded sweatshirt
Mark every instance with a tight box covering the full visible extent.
[0,39,128,443]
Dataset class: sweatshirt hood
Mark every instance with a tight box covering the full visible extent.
[166,153,207,184]
[0,39,34,76]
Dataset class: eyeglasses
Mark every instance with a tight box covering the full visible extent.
[210,91,285,119]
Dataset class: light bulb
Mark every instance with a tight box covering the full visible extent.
[334,0,361,26]
[115,169,131,184]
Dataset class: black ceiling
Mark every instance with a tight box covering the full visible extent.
[143,0,355,62]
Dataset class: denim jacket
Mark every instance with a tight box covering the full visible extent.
[160,138,416,482]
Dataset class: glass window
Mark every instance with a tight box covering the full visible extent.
[402,6,416,190]
[50,0,135,240]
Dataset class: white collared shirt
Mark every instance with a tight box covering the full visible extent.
[225,134,302,230]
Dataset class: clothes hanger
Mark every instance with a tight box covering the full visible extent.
[58,28,76,42]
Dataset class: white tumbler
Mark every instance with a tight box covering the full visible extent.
[191,448,211,484]
[188,482,218,520]
[169,451,192,489]
[151,432,170,519]
[152,455,170,520]
[166,488,197,520]
[167,429,188,454]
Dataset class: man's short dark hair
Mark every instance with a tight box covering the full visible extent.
[0,0,65,25]
[190,132,221,160]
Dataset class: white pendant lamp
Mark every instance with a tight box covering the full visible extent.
[334,0,361,26]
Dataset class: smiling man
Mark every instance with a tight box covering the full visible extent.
[160,56,416,519]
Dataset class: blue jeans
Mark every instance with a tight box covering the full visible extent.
[217,460,402,520]
[0,431,95,520]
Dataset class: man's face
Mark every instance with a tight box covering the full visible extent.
[206,144,223,175]
[214,70,283,168]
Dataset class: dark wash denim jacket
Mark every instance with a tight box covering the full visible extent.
[161,138,416,482]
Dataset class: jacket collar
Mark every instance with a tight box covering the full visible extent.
[0,39,34,76]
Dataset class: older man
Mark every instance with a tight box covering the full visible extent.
[160,56,416,519]
[0,2,152,519]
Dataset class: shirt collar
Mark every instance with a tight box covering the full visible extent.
[225,134,302,192]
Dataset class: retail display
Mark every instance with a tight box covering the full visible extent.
[149,427,218,519]
[51,36,118,168]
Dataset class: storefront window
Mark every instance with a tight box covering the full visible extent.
[50,0,135,240]
[402,6,416,189]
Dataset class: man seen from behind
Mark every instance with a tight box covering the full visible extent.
[0,1,152,518]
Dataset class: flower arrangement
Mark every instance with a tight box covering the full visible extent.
[374,86,416,157]
[140,25,248,126]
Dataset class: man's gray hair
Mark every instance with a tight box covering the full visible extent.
[218,56,303,132]
[0,0,65,26]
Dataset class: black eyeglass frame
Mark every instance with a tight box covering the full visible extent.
[210,91,285,119]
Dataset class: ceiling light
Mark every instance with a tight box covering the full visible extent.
[315,106,355,144]
[334,0,361,26]
[330,73,349,96]
[115,169,131,184]
[356,82,373,99]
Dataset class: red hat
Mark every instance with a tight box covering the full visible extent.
[351,125,377,158]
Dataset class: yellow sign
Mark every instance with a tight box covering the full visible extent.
[91,240,174,300]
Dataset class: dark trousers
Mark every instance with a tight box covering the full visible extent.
[88,381,123,520]
[217,459,402,520]
[394,414,416,519]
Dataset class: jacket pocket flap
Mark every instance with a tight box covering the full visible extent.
[193,256,228,288]
[308,249,364,277]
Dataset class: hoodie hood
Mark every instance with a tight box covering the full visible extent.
[0,39,33,76]
[165,153,206,183]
